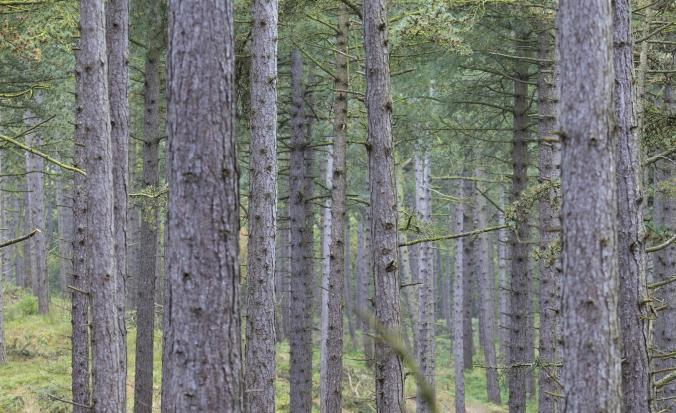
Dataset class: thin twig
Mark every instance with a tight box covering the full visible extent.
[0,228,39,248]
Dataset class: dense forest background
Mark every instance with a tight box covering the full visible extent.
[0,0,674,412]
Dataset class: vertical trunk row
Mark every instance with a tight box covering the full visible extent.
[106,0,129,404]
[71,44,91,411]
[452,195,465,413]
[288,49,313,413]
[612,0,653,411]
[133,0,163,409]
[537,23,563,413]
[415,147,435,413]
[323,5,349,410]
[244,0,278,411]
[24,114,48,314]
[79,0,126,409]
[474,169,501,404]
[507,29,531,413]
[362,0,405,409]
[161,0,242,409]
[653,77,676,412]
[558,1,622,411]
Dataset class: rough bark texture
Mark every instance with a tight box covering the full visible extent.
[244,1,278,411]
[356,216,374,365]
[537,24,563,413]
[320,144,333,402]
[612,1,653,411]
[133,1,162,410]
[497,191,510,366]
[415,147,435,413]
[474,169,500,404]
[79,0,126,410]
[558,1,622,411]
[345,218,357,349]
[24,116,48,314]
[461,171,474,370]
[507,29,531,413]
[288,49,313,413]
[72,47,91,411]
[127,139,140,309]
[452,197,465,413]
[323,6,349,410]
[106,0,129,404]
[363,0,405,409]
[161,0,243,410]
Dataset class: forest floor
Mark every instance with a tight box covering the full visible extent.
[0,285,535,412]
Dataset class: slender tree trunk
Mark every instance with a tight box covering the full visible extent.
[558,1,622,411]
[612,1,653,411]
[452,195,465,413]
[24,116,48,314]
[461,171,474,370]
[507,29,531,413]
[106,0,129,404]
[320,144,333,403]
[244,1,278,411]
[21,191,31,290]
[398,235,416,353]
[442,253,451,333]
[474,169,501,404]
[72,50,91,411]
[415,147,435,413]
[537,23,563,413]
[363,0,405,409]
[127,140,140,308]
[288,49,313,413]
[161,0,243,409]
[79,0,127,409]
[0,151,5,365]
[323,6,349,410]
[133,1,162,410]
[356,216,374,365]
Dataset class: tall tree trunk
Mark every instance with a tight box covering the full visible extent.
[497,191,510,366]
[452,194,465,413]
[612,1,653,411]
[0,151,6,365]
[474,169,501,404]
[461,171,474,370]
[127,140,140,308]
[71,50,91,410]
[356,216,374,365]
[320,144,333,402]
[21,191,31,290]
[288,49,313,413]
[507,29,531,413]
[161,0,242,409]
[79,0,126,407]
[415,146,435,413]
[106,0,129,404]
[363,0,405,409]
[323,6,349,410]
[133,0,162,410]
[537,23,563,413]
[244,0,278,411]
[558,1,622,411]
[24,114,48,314]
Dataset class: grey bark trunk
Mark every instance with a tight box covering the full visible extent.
[537,23,563,413]
[79,0,126,407]
[356,216,374,365]
[320,144,333,403]
[363,0,405,409]
[133,1,162,410]
[323,6,349,410]
[127,140,140,308]
[415,147,435,413]
[244,1,278,411]
[461,173,474,370]
[24,114,48,314]
[452,195,465,413]
[507,29,531,413]
[0,151,5,364]
[161,0,243,409]
[106,0,129,405]
[72,48,91,411]
[288,49,313,413]
[345,218,357,349]
[612,1,653,411]
[22,192,31,290]
[474,169,500,404]
[558,1,622,411]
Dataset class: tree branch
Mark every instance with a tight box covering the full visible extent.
[399,224,509,247]
[647,234,676,253]
[0,228,39,249]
